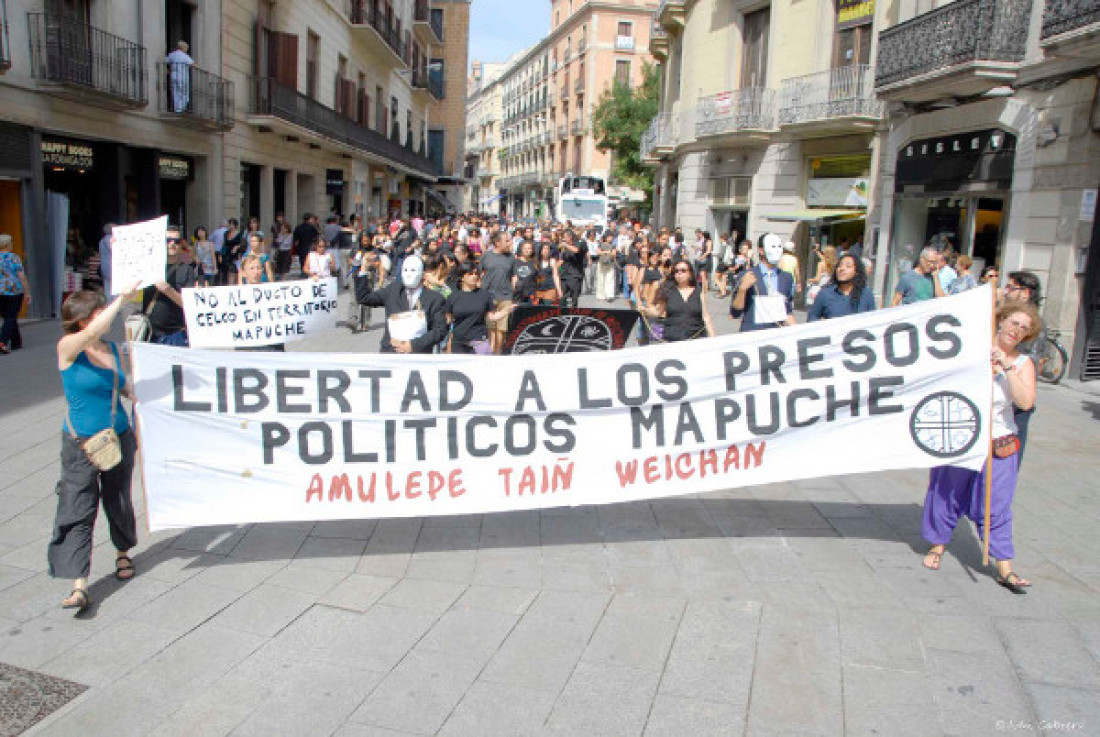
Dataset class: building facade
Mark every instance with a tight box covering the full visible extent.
[870,0,1100,380]
[223,0,448,233]
[0,0,230,318]
[466,0,658,219]
[0,0,469,319]
[643,0,883,275]
[427,0,471,212]
[464,60,505,213]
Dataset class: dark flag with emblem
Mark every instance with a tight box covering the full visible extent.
[504,306,641,354]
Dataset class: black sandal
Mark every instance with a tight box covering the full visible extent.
[115,554,135,581]
[995,572,1031,594]
[61,588,90,609]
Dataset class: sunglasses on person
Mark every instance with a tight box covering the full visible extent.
[674,267,691,274]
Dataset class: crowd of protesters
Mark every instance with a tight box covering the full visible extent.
[45,207,1052,608]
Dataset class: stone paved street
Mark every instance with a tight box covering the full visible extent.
[1,287,1099,736]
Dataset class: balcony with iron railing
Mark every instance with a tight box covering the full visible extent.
[874,0,1031,103]
[575,77,585,96]
[777,64,883,135]
[577,37,587,55]
[349,0,409,67]
[571,118,583,135]
[650,13,669,60]
[557,123,567,139]
[27,11,146,108]
[477,166,491,178]
[156,62,234,130]
[250,77,435,178]
[695,88,776,144]
[656,0,687,30]
[1041,0,1100,59]
[640,111,679,164]
[414,0,444,44]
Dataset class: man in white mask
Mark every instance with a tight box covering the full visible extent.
[355,253,447,353]
[731,233,796,332]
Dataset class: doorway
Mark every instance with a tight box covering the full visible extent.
[164,0,193,55]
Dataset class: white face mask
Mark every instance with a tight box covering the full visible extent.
[401,256,424,289]
[761,234,784,265]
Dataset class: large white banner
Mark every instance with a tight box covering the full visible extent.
[182,278,340,349]
[111,216,168,294]
[133,287,994,531]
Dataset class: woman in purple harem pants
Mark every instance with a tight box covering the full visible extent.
[921,302,1040,593]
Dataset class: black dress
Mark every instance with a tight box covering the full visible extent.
[663,286,705,342]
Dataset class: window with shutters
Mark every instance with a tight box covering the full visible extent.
[306,31,319,99]
[391,97,399,141]
[357,72,368,124]
[614,60,630,87]
[335,55,348,115]
[740,7,769,89]
[709,176,752,206]
[376,85,385,131]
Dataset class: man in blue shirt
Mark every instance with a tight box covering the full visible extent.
[731,233,796,332]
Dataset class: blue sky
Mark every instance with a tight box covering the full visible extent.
[468,0,551,72]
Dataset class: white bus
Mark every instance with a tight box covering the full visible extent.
[555,175,610,230]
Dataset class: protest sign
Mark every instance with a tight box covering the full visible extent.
[111,216,168,294]
[505,306,640,354]
[182,278,339,349]
[133,287,994,531]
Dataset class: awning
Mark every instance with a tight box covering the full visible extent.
[482,194,504,204]
[761,208,866,222]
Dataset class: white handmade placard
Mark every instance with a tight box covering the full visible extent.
[182,278,339,349]
[111,216,168,294]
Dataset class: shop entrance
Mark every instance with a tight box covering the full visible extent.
[888,194,1006,295]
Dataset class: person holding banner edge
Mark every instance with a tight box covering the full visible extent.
[921,301,1040,593]
[355,254,447,354]
[50,283,143,609]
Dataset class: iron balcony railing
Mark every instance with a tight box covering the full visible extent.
[251,77,435,178]
[651,13,668,40]
[640,111,678,159]
[875,0,1031,88]
[557,124,567,138]
[571,119,583,135]
[477,166,491,178]
[27,11,146,105]
[349,0,408,65]
[156,62,234,129]
[777,64,883,126]
[696,88,775,137]
[1042,0,1100,39]
[575,77,585,95]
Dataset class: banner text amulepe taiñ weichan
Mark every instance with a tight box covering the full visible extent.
[132,286,993,530]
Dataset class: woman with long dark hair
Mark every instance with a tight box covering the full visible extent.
[807,253,876,320]
[445,261,515,354]
[639,258,715,342]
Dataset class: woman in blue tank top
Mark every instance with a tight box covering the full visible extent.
[50,282,141,609]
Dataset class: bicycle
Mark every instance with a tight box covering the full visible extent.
[1034,327,1068,385]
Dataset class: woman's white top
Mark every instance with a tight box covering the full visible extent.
[992,354,1030,438]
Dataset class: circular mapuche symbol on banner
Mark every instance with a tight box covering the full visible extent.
[512,315,613,354]
[910,391,981,458]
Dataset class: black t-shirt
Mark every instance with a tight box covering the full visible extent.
[642,266,662,284]
[142,262,197,335]
[292,222,318,254]
[446,289,493,342]
[560,242,587,275]
[535,260,557,292]
[513,259,537,299]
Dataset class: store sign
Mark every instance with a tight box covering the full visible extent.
[837,0,875,30]
[326,169,345,196]
[158,155,192,181]
[41,138,94,172]
[807,178,869,208]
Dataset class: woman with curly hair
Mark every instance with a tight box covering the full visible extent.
[807,253,876,320]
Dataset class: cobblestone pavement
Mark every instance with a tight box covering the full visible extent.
[1,285,1098,736]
